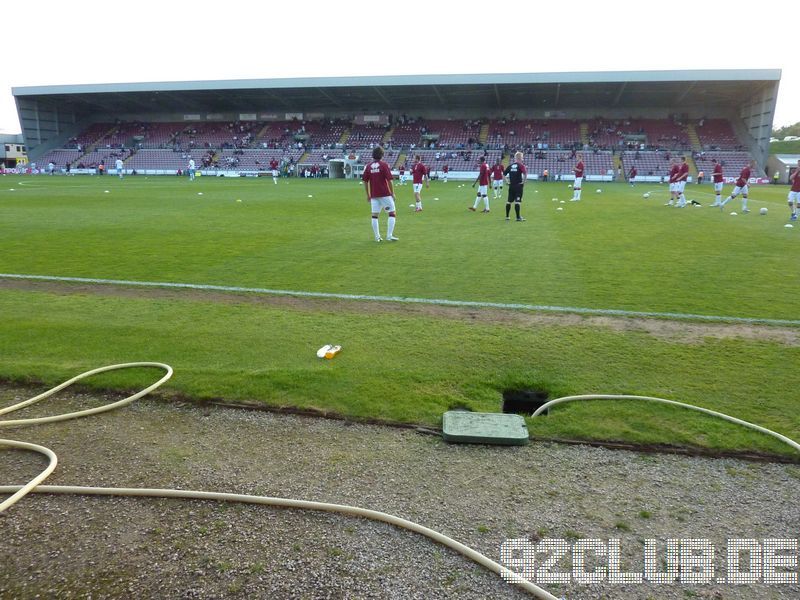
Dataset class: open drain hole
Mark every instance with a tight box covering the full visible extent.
[502,388,550,416]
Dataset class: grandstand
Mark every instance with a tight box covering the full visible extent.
[12,70,779,178]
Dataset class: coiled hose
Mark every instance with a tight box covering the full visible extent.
[0,363,560,599]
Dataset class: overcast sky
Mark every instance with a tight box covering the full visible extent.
[2,0,797,136]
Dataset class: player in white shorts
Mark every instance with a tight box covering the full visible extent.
[411,154,429,212]
[787,159,799,221]
[115,158,124,179]
[469,157,491,212]
[571,153,584,201]
[720,160,755,212]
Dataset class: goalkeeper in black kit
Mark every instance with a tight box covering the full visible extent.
[504,151,527,221]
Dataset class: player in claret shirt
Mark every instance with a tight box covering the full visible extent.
[362,146,398,241]
[504,151,527,222]
[571,152,584,201]
[469,156,492,212]
[270,159,280,184]
[665,158,680,206]
[674,156,690,208]
[720,159,755,213]
[411,154,429,212]
[491,159,505,199]
[787,159,799,221]
[709,159,724,206]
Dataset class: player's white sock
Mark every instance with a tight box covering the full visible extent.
[371,218,380,239]
[273,177,277,184]
[484,197,490,210]
[473,198,481,209]
[416,201,422,210]
[741,198,748,210]
[576,189,582,201]
[721,196,731,207]
[387,216,396,238]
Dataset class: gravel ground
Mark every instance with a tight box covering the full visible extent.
[1,385,798,600]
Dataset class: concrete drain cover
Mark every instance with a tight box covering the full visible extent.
[442,411,529,446]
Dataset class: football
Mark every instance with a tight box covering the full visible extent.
[760,207,768,215]
[643,192,651,198]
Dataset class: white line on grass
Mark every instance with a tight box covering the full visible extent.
[1,272,798,327]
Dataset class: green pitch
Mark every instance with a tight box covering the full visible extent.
[0,175,798,456]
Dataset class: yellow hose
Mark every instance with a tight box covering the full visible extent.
[531,394,800,455]
[0,363,560,600]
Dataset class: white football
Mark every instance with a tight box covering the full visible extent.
[760,207,768,215]
[596,189,602,193]
[643,192,651,198]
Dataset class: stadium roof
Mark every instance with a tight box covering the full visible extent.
[13,69,781,115]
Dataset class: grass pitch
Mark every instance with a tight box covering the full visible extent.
[0,175,798,457]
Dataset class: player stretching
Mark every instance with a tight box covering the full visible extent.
[665,158,679,205]
[362,146,398,242]
[411,154,429,212]
[720,160,755,212]
[504,151,527,221]
[469,157,491,212]
[270,159,279,184]
[491,159,504,199]
[674,156,689,207]
[787,159,799,221]
[709,159,724,206]
[571,153,584,201]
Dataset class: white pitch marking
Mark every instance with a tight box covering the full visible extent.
[0,273,798,327]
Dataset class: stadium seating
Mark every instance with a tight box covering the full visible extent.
[487,120,581,150]
[619,151,675,178]
[347,124,388,146]
[527,151,614,179]
[694,119,741,150]
[694,152,759,178]
[36,117,756,176]
[587,118,689,150]
[423,120,483,148]
[35,149,84,169]
[398,149,503,173]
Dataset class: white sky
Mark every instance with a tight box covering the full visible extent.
[1,0,797,135]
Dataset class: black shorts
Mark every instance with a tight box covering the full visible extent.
[508,185,524,202]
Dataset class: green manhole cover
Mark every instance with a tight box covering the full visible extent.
[442,411,529,446]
